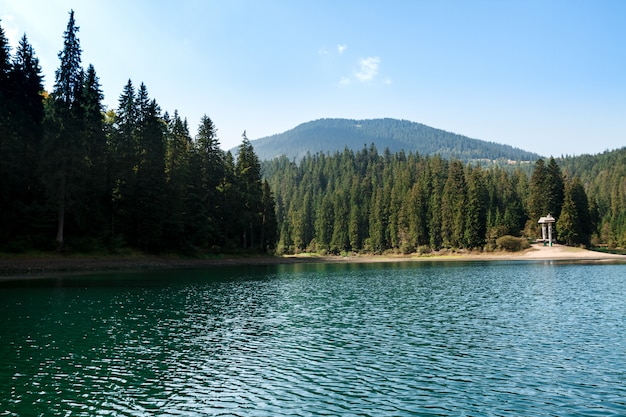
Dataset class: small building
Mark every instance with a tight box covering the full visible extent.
[538,214,556,246]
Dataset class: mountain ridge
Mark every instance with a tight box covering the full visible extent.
[244,118,542,162]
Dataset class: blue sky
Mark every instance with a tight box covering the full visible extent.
[2,0,625,156]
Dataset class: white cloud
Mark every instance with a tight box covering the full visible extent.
[339,76,351,87]
[318,48,329,55]
[354,56,380,82]
[337,44,347,54]
[383,77,392,85]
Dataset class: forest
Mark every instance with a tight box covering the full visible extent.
[2,13,625,256]
[263,148,622,254]
[0,13,276,254]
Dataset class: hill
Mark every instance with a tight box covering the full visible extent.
[246,118,541,162]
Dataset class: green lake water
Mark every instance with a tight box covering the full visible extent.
[1,260,625,416]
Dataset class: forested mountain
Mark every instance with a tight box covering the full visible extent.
[249,118,541,162]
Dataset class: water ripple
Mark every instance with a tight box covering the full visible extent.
[1,262,626,415]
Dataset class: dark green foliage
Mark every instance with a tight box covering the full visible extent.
[1,29,48,249]
[526,157,565,239]
[1,13,275,255]
[235,132,265,249]
[464,167,488,248]
[43,10,85,250]
[558,176,592,247]
[265,146,533,254]
[248,118,541,162]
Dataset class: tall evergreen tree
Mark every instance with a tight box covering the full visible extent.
[260,180,278,252]
[559,176,591,246]
[42,10,85,250]
[441,160,466,248]
[110,79,138,243]
[528,158,548,223]
[464,166,488,248]
[1,33,46,248]
[558,180,579,246]
[54,11,82,107]
[194,115,225,247]
[77,64,108,239]
[136,98,167,251]
[236,132,263,249]
[164,109,191,249]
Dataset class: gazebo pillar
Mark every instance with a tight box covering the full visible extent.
[538,214,556,247]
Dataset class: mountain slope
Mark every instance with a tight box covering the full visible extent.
[247,118,541,162]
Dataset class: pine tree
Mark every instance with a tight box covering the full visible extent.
[545,157,565,220]
[441,160,466,248]
[1,33,46,247]
[194,115,225,247]
[164,109,191,249]
[42,10,85,250]
[136,98,167,251]
[78,64,108,239]
[569,176,591,246]
[528,158,548,223]
[316,194,334,252]
[260,180,278,252]
[110,79,138,243]
[330,189,350,253]
[558,180,579,246]
[464,166,488,248]
[235,132,263,249]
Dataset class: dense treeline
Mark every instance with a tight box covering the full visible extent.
[0,13,276,254]
[559,148,626,248]
[263,146,609,254]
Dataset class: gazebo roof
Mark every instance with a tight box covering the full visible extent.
[538,214,555,224]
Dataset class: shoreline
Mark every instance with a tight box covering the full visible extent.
[1,244,624,279]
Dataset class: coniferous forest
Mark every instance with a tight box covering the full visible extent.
[2,12,626,256]
[0,12,276,254]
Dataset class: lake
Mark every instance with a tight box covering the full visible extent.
[1,260,625,416]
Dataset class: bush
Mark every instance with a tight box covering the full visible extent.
[417,245,432,255]
[496,235,530,252]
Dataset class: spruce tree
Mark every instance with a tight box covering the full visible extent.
[164,109,191,249]
[42,10,85,250]
[260,180,278,252]
[136,98,166,251]
[464,166,488,248]
[235,132,263,249]
[545,157,565,220]
[528,158,548,222]
[558,180,579,246]
[194,115,225,247]
[441,160,466,248]
[78,64,108,239]
[1,34,46,247]
[110,79,138,243]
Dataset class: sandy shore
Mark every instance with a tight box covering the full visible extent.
[0,244,624,278]
[311,243,626,263]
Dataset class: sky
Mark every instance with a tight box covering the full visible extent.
[2,0,625,157]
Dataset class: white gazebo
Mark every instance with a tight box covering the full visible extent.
[538,214,556,246]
